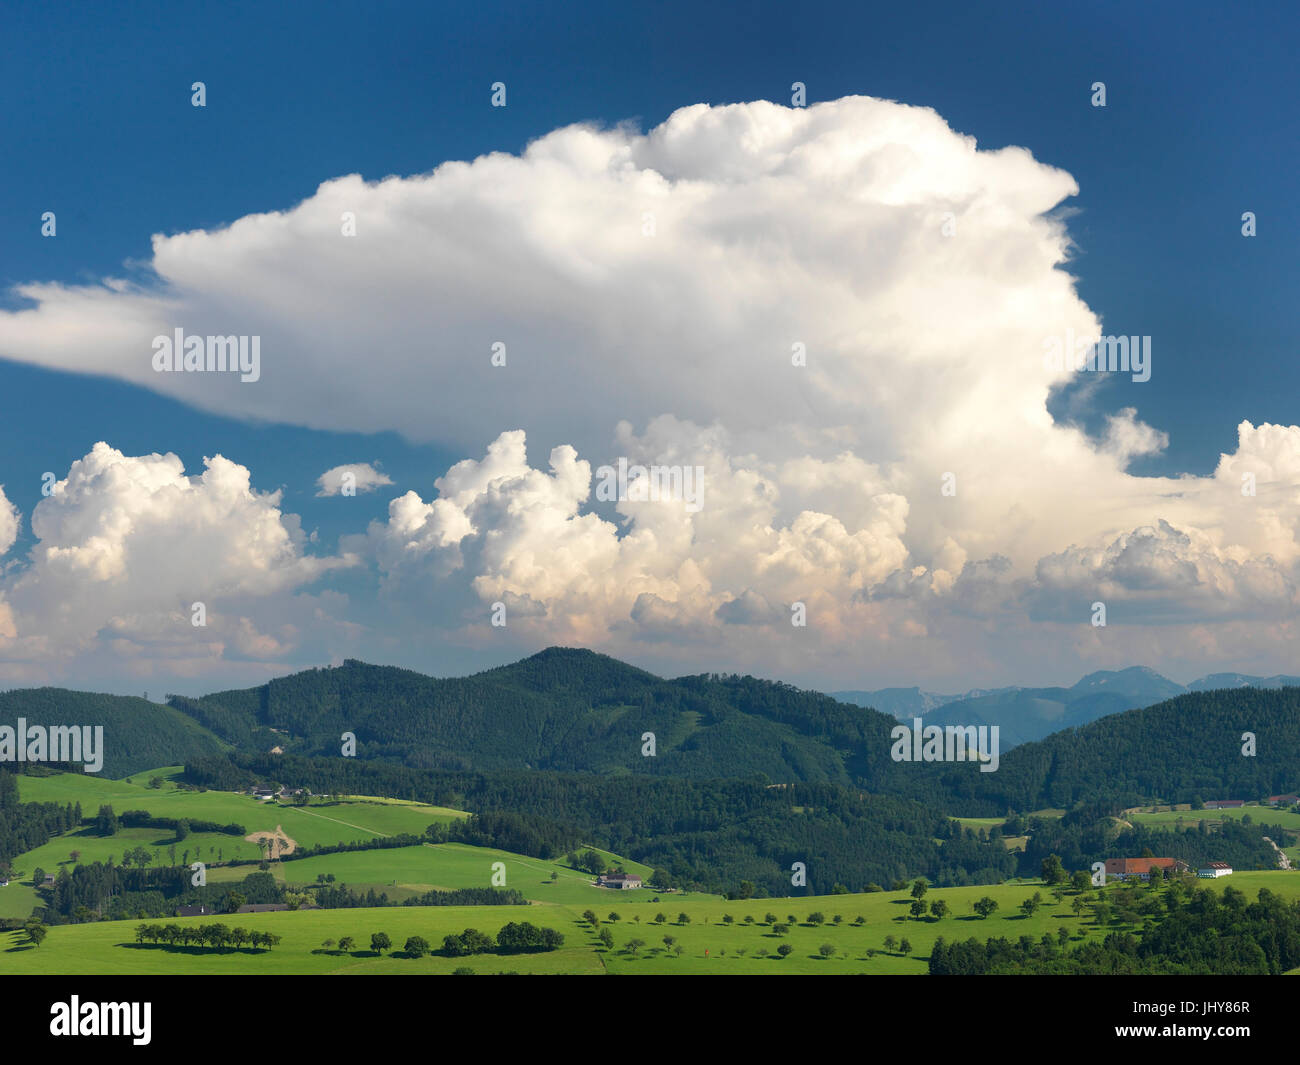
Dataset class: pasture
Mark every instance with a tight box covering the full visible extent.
[9,769,472,881]
[283,843,657,905]
[9,872,1299,975]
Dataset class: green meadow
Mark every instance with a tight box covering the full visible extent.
[0,903,604,975]
[283,843,657,905]
[10,770,470,880]
[950,816,1004,830]
[1126,805,1300,831]
[8,872,1299,975]
[0,881,40,919]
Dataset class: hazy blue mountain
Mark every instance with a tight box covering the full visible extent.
[832,665,1293,749]
[829,685,1017,717]
[829,687,964,718]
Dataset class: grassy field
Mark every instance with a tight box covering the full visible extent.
[1126,805,1300,830]
[950,816,1003,829]
[282,843,657,905]
[951,809,1064,830]
[279,847,655,905]
[194,844,656,901]
[7,871,1298,975]
[0,904,604,975]
[949,817,1028,851]
[0,881,40,920]
[9,770,471,885]
[11,769,1298,974]
[1125,805,1300,869]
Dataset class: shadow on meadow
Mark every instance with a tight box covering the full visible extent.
[120,942,270,955]
[311,947,391,958]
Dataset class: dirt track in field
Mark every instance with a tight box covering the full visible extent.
[245,825,297,858]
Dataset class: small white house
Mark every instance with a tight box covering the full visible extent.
[597,873,643,890]
[1197,862,1233,878]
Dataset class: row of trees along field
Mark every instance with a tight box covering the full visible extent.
[133,923,281,951]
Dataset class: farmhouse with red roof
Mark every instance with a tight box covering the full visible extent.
[1103,858,1188,882]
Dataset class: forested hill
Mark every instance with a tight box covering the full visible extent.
[979,686,1300,813]
[168,647,905,786]
[0,688,230,777]
[168,649,1300,814]
[4,650,1295,813]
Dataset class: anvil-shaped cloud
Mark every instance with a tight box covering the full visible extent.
[0,97,1296,688]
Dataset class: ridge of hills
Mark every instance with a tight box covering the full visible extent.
[169,646,887,785]
[3,649,1299,819]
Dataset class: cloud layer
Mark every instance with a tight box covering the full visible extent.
[0,444,355,683]
[0,96,1296,689]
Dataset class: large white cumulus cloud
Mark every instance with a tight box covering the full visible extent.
[0,96,1297,687]
[0,443,356,679]
[0,95,1091,467]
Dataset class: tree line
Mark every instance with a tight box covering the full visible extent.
[134,922,281,951]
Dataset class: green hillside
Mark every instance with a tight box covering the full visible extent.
[164,650,1300,819]
[7,770,470,883]
[0,689,229,777]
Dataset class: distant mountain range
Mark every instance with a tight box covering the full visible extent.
[4,649,1300,825]
[832,667,1300,748]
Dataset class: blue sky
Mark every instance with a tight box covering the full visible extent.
[0,0,1296,694]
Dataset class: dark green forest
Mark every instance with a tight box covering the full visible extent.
[0,688,229,776]
[171,648,895,784]
[165,650,1300,817]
